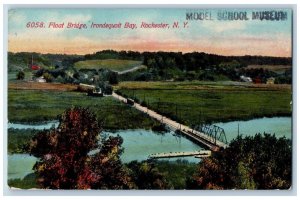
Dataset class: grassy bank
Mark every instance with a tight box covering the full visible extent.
[8,89,159,130]
[117,81,292,125]
[8,128,40,153]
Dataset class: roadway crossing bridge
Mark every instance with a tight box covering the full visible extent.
[112,92,228,151]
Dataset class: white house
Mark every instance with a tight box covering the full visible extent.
[240,75,252,82]
[36,76,46,83]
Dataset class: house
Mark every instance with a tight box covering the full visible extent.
[36,76,46,83]
[240,75,252,82]
[266,77,275,84]
[87,87,103,97]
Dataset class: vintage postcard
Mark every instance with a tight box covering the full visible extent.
[7,6,293,190]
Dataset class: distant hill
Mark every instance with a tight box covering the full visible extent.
[8,50,292,83]
[8,52,83,72]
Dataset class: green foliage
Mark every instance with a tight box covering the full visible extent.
[43,72,53,82]
[219,60,243,69]
[54,75,65,83]
[142,52,291,81]
[108,72,119,85]
[28,107,133,189]
[8,51,292,82]
[188,133,292,189]
[8,173,39,189]
[97,82,113,95]
[8,52,83,72]
[8,128,39,153]
[154,160,198,189]
[84,50,143,61]
[16,71,25,80]
[127,161,169,189]
[236,161,256,189]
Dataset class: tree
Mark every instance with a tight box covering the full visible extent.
[108,72,119,85]
[43,72,53,82]
[28,107,133,189]
[187,133,292,189]
[186,157,226,189]
[16,71,25,80]
[235,161,256,189]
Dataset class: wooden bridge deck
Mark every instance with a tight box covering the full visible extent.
[149,150,211,159]
[112,92,228,151]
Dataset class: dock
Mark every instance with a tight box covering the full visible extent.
[149,150,211,159]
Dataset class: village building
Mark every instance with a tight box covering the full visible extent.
[240,75,252,82]
[36,76,46,83]
[266,77,275,84]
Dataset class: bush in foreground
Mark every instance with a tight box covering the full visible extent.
[187,133,292,189]
[27,107,133,189]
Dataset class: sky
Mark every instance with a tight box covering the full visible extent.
[8,8,292,57]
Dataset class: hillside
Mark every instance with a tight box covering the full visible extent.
[246,65,291,74]
[8,52,83,72]
[8,50,292,84]
[74,59,143,72]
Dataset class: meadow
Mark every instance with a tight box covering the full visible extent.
[8,89,159,130]
[117,81,292,126]
[74,59,142,72]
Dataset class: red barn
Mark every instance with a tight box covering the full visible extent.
[253,77,262,84]
[31,65,40,70]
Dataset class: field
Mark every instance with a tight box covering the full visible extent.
[9,82,77,91]
[8,89,159,130]
[8,71,33,82]
[247,65,291,74]
[117,81,292,125]
[74,59,143,72]
[8,80,292,130]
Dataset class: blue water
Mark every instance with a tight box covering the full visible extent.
[8,121,59,130]
[214,117,291,142]
[103,129,202,163]
[8,154,38,180]
[7,117,292,180]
